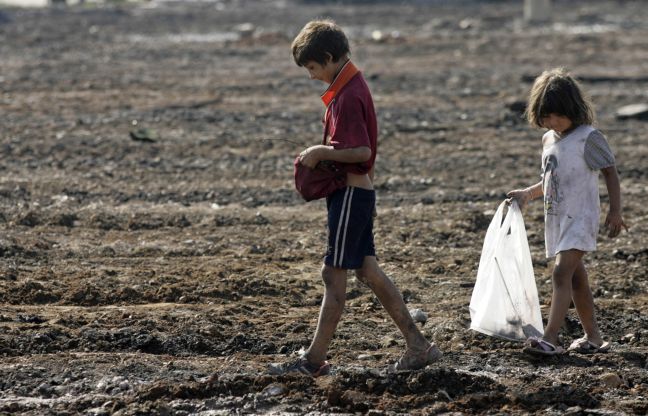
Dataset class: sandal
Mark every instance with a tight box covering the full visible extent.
[523,336,565,356]
[567,337,610,354]
[390,344,442,372]
[267,356,330,377]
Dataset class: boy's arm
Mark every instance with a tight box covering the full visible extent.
[298,144,371,168]
[506,181,543,209]
[601,166,628,237]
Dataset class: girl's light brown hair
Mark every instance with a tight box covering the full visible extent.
[525,68,595,128]
[291,20,350,67]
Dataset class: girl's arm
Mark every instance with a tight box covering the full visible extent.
[601,166,628,237]
[507,181,543,209]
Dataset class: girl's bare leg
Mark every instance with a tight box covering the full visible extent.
[543,249,584,345]
[571,259,604,345]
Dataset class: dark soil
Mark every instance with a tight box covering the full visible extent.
[1,0,647,414]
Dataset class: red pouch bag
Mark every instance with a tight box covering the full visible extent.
[294,158,346,201]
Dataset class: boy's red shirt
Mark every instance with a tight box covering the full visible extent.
[321,61,377,175]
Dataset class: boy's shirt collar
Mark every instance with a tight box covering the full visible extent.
[320,60,359,107]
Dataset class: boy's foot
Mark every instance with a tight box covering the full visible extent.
[567,337,610,354]
[391,344,442,372]
[267,356,331,377]
[523,336,565,356]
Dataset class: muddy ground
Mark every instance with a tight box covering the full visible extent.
[0,0,647,414]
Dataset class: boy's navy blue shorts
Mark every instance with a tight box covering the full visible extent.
[325,187,376,269]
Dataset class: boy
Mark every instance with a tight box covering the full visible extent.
[269,20,441,377]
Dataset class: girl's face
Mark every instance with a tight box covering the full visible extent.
[541,113,573,134]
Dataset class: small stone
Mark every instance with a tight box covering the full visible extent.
[234,23,255,38]
[600,372,623,388]
[36,382,52,397]
[563,406,583,415]
[365,378,379,391]
[382,337,398,348]
[506,100,527,115]
[261,383,287,397]
[409,308,428,325]
[371,30,384,42]
[436,389,452,401]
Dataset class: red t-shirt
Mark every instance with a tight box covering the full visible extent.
[323,72,378,175]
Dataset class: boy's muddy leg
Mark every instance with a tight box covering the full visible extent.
[305,265,347,365]
[356,256,428,350]
[544,249,584,345]
[571,259,604,345]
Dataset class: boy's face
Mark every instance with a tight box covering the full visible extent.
[541,113,573,134]
[304,56,338,84]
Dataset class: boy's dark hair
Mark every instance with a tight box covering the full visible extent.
[525,68,595,128]
[291,19,350,67]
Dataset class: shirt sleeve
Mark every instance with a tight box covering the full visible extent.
[328,95,371,150]
[584,130,615,170]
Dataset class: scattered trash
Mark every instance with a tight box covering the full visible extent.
[458,18,478,30]
[370,30,402,43]
[129,128,158,143]
[234,23,255,38]
[615,103,648,121]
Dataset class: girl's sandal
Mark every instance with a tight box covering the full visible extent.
[567,337,610,354]
[523,336,565,356]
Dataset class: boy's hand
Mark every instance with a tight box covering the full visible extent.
[604,211,628,238]
[506,189,531,209]
[299,145,329,169]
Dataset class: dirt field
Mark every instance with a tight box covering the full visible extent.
[1,0,647,414]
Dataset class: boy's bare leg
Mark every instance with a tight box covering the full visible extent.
[356,256,429,350]
[304,265,347,365]
[571,259,604,345]
[543,249,584,345]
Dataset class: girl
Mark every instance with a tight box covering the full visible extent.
[508,68,627,356]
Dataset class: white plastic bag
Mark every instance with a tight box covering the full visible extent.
[469,201,544,341]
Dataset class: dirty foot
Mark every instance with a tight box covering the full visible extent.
[268,356,331,377]
[390,344,442,372]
